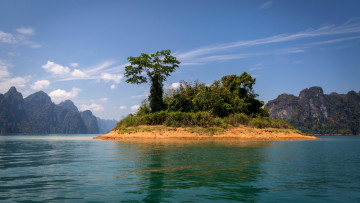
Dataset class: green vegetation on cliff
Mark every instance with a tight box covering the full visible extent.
[266,87,360,135]
[0,87,116,134]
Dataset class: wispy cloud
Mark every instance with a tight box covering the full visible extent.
[130,105,140,110]
[0,60,31,92]
[131,92,149,99]
[43,60,125,85]
[258,1,272,10]
[16,27,35,36]
[70,63,79,68]
[307,35,360,46]
[0,27,40,48]
[248,62,265,72]
[84,61,116,75]
[119,105,127,110]
[101,73,123,84]
[176,19,360,64]
[186,47,304,63]
[80,103,104,112]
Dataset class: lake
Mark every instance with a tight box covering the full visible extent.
[1,135,360,202]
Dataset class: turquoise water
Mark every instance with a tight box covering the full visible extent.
[1,135,360,202]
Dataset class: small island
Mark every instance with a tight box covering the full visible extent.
[94,125,316,141]
[94,50,316,141]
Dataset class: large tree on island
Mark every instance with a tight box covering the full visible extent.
[124,49,180,112]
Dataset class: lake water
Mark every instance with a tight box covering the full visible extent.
[1,135,360,202]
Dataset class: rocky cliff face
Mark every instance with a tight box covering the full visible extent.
[0,87,27,133]
[0,87,93,134]
[59,99,79,113]
[59,100,99,134]
[23,91,88,134]
[266,87,360,135]
[96,117,117,133]
[80,110,99,134]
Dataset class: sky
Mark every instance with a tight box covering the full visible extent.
[0,0,359,120]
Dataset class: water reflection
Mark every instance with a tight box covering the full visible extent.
[113,140,270,202]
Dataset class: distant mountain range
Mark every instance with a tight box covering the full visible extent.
[266,87,360,135]
[0,87,117,134]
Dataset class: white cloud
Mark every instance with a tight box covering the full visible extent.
[70,63,79,67]
[47,60,128,86]
[249,66,265,71]
[42,61,70,75]
[308,35,360,46]
[71,69,88,78]
[31,80,50,90]
[119,106,127,110]
[0,76,30,93]
[130,105,140,110]
[104,63,129,74]
[27,43,41,49]
[80,103,104,112]
[176,19,360,64]
[49,87,81,103]
[0,29,40,48]
[16,27,35,35]
[0,60,31,93]
[169,82,180,89]
[258,1,272,10]
[248,63,264,71]
[100,97,108,102]
[84,61,116,74]
[0,31,16,43]
[130,92,149,98]
[0,61,11,78]
[101,73,123,84]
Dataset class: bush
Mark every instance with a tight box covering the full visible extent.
[226,113,249,126]
[114,111,294,131]
[250,117,265,128]
[270,119,290,129]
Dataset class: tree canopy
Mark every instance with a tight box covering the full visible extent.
[115,72,295,131]
[162,72,268,117]
[124,50,180,112]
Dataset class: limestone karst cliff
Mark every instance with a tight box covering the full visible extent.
[266,87,360,135]
[0,87,116,134]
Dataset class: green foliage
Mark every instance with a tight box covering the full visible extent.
[164,72,268,117]
[226,113,249,127]
[115,110,293,131]
[116,72,294,131]
[124,50,180,112]
[250,117,294,129]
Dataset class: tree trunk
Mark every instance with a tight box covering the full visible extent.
[149,74,165,112]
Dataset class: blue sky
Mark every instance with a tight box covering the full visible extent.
[1,0,359,120]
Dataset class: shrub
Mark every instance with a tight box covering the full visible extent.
[270,119,290,129]
[114,111,294,131]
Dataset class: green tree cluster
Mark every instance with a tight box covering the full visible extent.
[120,49,293,131]
[163,72,268,117]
